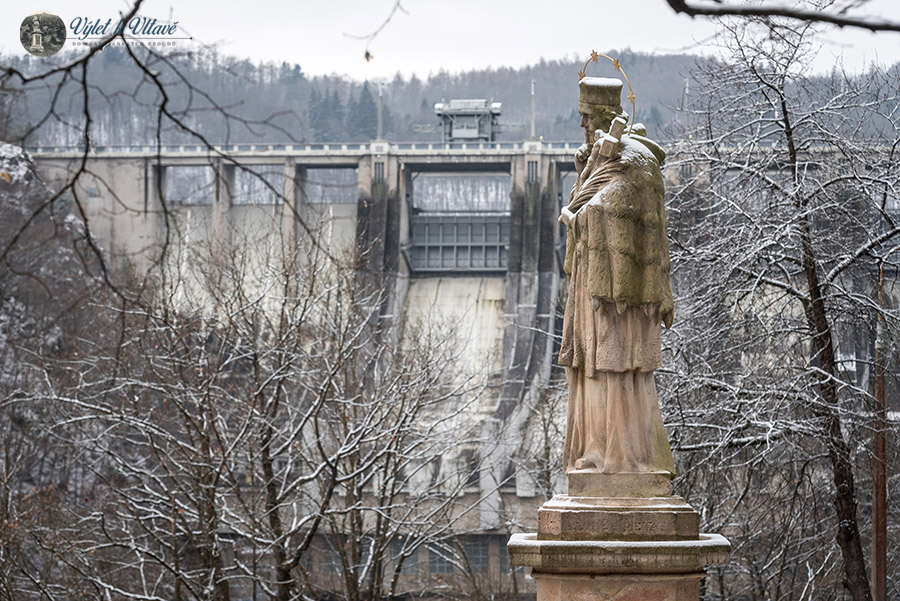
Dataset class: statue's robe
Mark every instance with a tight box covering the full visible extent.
[558,134,676,475]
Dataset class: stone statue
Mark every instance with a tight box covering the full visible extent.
[507,75,730,599]
[558,76,675,477]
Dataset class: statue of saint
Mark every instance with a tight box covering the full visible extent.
[558,77,676,477]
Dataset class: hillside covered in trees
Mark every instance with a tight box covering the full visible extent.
[2,47,699,146]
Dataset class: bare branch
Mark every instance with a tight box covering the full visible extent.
[666,0,900,32]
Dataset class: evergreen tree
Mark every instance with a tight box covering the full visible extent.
[348,81,378,140]
[646,105,664,133]
[381,101,395,139]
[346,93,359,140]
[279,61,291,83]
[279,61,303,84]
[324,89,345,141]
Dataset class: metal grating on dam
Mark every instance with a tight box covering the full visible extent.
[408,213,509,273]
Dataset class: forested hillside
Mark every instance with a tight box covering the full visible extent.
[3,46,699,146]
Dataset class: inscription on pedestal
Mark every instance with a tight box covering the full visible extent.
[537,495,701,542]
[627,519,659,535]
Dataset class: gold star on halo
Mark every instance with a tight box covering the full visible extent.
[627,91,636,104]
[612,58,621,72]
[590,50,599,63]
[578,70,586,80]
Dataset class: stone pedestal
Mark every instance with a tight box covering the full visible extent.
[537,496,700,541]
[507,472,730,601]
[530,573,705,601]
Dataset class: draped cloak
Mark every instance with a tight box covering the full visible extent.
[558,134,676,475]
[558,134,674,375]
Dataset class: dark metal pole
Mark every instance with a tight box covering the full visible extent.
[873,254,893,601]
[874,318,886,601]
[530,80,536,140]
[377,83,384,140]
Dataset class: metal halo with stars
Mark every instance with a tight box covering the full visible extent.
[579,50,637,135]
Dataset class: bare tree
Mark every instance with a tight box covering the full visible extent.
[1,157,500,599]
[662,14,900,601]
[1,6,507,597]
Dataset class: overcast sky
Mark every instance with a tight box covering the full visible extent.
[7,0,900,80]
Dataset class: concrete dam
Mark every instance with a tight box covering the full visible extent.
[31,139,583,525]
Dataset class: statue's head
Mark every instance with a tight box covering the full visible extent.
[578,77,623,144]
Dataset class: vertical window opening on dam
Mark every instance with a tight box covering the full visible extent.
[411,173,509,213]
[306,168,358,204]
[408,173,510,273]
[527,160,538,183]
[233,166,285,205]
[165,165,215,205]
